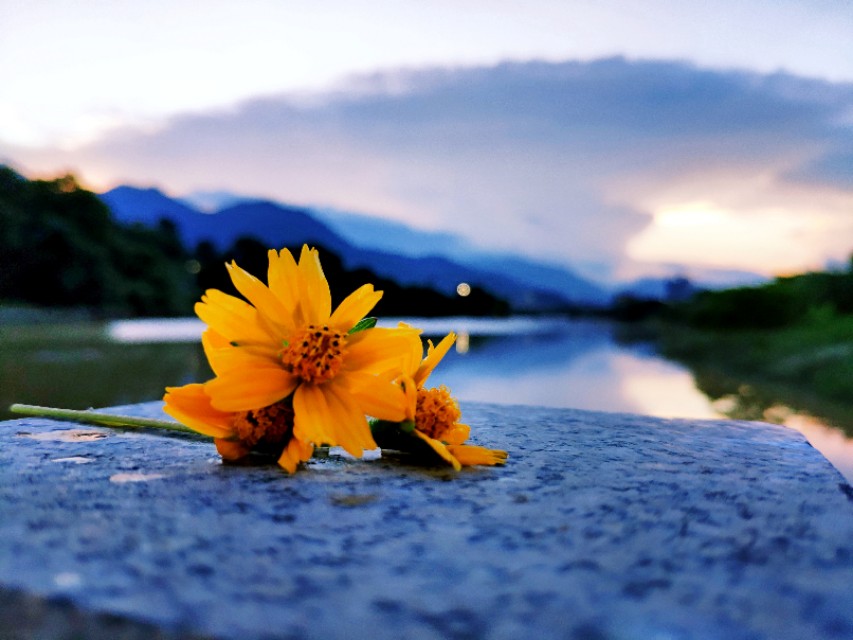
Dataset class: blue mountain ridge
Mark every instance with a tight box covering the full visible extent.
[308,207,474,259]
[99,186,609,310]
[310,205,769,300]
[179,191,611,304]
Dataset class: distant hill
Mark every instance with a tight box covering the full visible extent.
[616,270,770,302]
[100,185,608,310]
[615,277,698,302]
[101,187,348,253]
[101,186,201,226]
[311,208,610,305]
[311,207,474,259]
[179,189,249,212]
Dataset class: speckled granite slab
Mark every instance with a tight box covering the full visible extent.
[1,402,852,640]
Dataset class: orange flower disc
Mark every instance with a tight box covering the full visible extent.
[414,385,461,440]
[231,401,294,448]
[280,324,347,384]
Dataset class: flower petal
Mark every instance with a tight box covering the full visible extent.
[195,288,276,345]
[266,248,299,315]
[163,383,235,438]
[226,260,293,331]
[446,444,508,466]
[328,284,383,332]
[214,437,251,461]
[297,246,332,325]
[206,367,298,412]
[202,330,279,376]
[414,430,462,471]
[292,382,376,456]
[415,332,456,387]
[277,436,314,473]
[292,383,335,446]
[399,324,426,377]
[342,371,409,422]
[323,380,377,455]
[442,422,471,446]
[345,326,423,375]
[202,328,231,350]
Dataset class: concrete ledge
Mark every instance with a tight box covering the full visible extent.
[1,402,852,639]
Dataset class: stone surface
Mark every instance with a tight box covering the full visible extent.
[1,402,853,640]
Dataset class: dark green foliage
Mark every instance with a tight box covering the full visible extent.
[0,165,511,318]
[652,314,853,423]
[0,167,193,316]
[192,237,510,318]
[784,271,853,315]
[647,260,853,420]
[674,285,802,329]
[608,294,666,322]
[671,266,853,330]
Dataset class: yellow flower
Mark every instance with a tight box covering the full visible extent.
[386,332,508,470]
[163,382,313,473]
[164,245,421,472]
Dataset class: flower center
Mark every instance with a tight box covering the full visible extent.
[231,401,294,449]
[415,386,461,440]
[280,324,347,384]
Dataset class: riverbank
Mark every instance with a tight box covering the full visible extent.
[0,304,101,326]
[646,314,853,435]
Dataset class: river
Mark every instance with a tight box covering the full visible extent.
[2,316,852,482]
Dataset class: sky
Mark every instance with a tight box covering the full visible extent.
[2,0,852,284]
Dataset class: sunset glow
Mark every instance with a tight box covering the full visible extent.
[1,1,851,285]
[654,203,732,229]
[627,201,849,276]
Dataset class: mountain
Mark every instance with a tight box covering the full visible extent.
[101,186,200,226]
[615,277,699,302]
[101,187,347,253]
[461,253,608,306]
[616,269,769,302]
[180,189,249,212]
[310,208,609,305]
[312,207,474,259]
[99,185,608,309]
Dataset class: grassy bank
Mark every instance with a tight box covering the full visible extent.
[645,314,853,433]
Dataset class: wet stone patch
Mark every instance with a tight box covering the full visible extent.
[1,401,853,640]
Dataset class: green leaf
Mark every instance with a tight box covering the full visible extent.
[348,317,377,335]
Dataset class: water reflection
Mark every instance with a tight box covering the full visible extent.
[0,322,210,417]
[382,317,853,483]
[1,317,851,483]
[619,356,718,420]
[379,318,716,419]
[424,329,717,418]
[683,370,853,484]
[783,415,853,488]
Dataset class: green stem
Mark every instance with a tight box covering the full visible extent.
[8,404,200,435]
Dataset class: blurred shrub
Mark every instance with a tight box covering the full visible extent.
[192,236,510,317]
[1,166,510,318]
[0,167,193,316]
[672,266,853,330]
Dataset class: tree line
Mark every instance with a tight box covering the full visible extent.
[669,264,853,330]
[605,262,853,329]
[0,167,509,318]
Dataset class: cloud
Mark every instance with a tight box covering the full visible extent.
[5,57,853,281]
[788,145,853,191]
